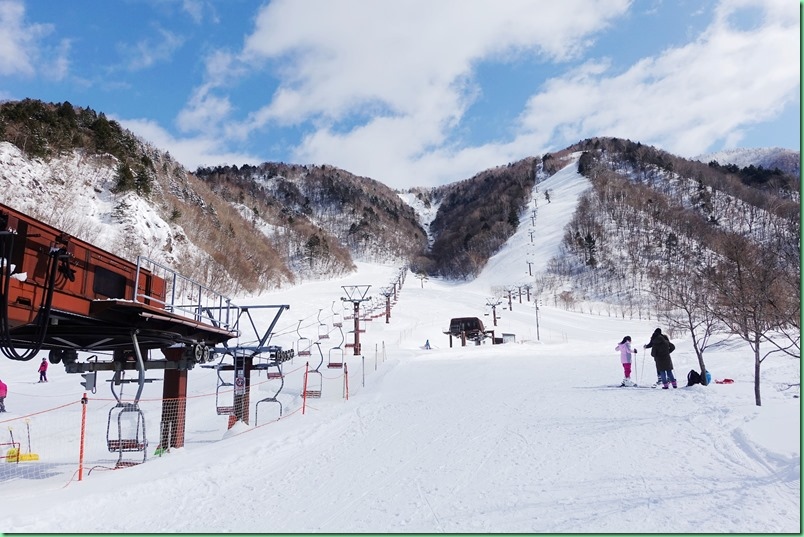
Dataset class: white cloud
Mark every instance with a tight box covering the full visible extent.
[172,0,798,189]
[119,26,184,71]
[181,0,218,24]
[515,0,800,157]
[0,0,53,77]
[176,85,233,134]
[42,38,71,81]
[119,117,261,171]
[188,0,630,187]
[239,0,630,126]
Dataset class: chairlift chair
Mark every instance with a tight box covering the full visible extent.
[296,320,312,356]
[344,330,356,349]
[105,348,152,466]
[255,364,285,425]
[317,322,330,340]
[329,301,343,328]
[106,402,147,466]
[342,301,354,320]
[327,346,345,369]
[327,325,345,369]
[297,337,312,356]
[303,343,325,398]
[214,366,235,415]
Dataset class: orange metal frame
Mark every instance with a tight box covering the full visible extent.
[0,201,234,356]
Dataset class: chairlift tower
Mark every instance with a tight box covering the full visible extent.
[486,298,502,327]
[504,286,516,311]
[380,287,394,324]
[341,285,371,355]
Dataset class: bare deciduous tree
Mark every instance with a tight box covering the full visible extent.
[651,248,728,386]
[709,235,795,406]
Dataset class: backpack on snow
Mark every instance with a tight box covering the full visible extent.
[687,369,702,386]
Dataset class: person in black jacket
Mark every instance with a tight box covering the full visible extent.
[644,328,677,389]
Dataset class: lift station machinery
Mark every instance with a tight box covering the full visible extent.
[0,201,290,454]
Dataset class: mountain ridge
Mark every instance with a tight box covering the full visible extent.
[0,99,798,303]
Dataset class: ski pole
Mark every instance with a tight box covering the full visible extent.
[639,349,646,385]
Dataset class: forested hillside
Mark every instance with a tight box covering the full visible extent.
[0,99,799,352]
[193,162,428,276]
[0,99,295,295]
[532,137,799,402]
[414,157,539,279]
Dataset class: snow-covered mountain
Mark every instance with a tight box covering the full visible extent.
[0,158,798,533]
[694,147,800,176]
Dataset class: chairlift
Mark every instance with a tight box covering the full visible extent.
[296,320,312,356]
[344,329,356,349]
[317,323,330,340]
[106,371,148,466]
[303,343,324,398]
[214,364,235,416]
[316,309,330,339]
[331,301,343,328]
[328,347,345,369]
[255,362,284,425]
[105,334,152,467]
[106,402,147,465]
[327,325,345,369]
[266,366,283,380]
[342,301,354,320]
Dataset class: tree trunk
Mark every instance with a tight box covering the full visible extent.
[696,349,708,386]
[754,335,762,406]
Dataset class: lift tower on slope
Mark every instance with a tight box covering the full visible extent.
[381,287,394,324]
[341,285,371,356]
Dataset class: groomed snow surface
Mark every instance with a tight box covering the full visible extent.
[0,164,799,533]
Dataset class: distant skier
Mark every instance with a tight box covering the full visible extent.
[0,377,7,411]
[644,328,676,389]
[424,339,431,350]
[38,358,48,383]
[615,336,637,386]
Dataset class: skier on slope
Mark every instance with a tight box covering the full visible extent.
[615,335,637,386]
[38,358,48,383]
[644,328,676,389]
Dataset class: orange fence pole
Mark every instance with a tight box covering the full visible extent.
[78,393,88,481]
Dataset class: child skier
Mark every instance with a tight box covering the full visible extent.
[615,336,637,387]
[38,358,48,382]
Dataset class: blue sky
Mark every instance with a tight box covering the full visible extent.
[0,0,799,189]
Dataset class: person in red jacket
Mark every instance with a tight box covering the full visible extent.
[38,358,48,382]
[0,378,7,412]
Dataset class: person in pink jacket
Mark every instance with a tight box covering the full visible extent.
[615,335,638,387]
[0,378,7,412]
[38,358,48,382]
